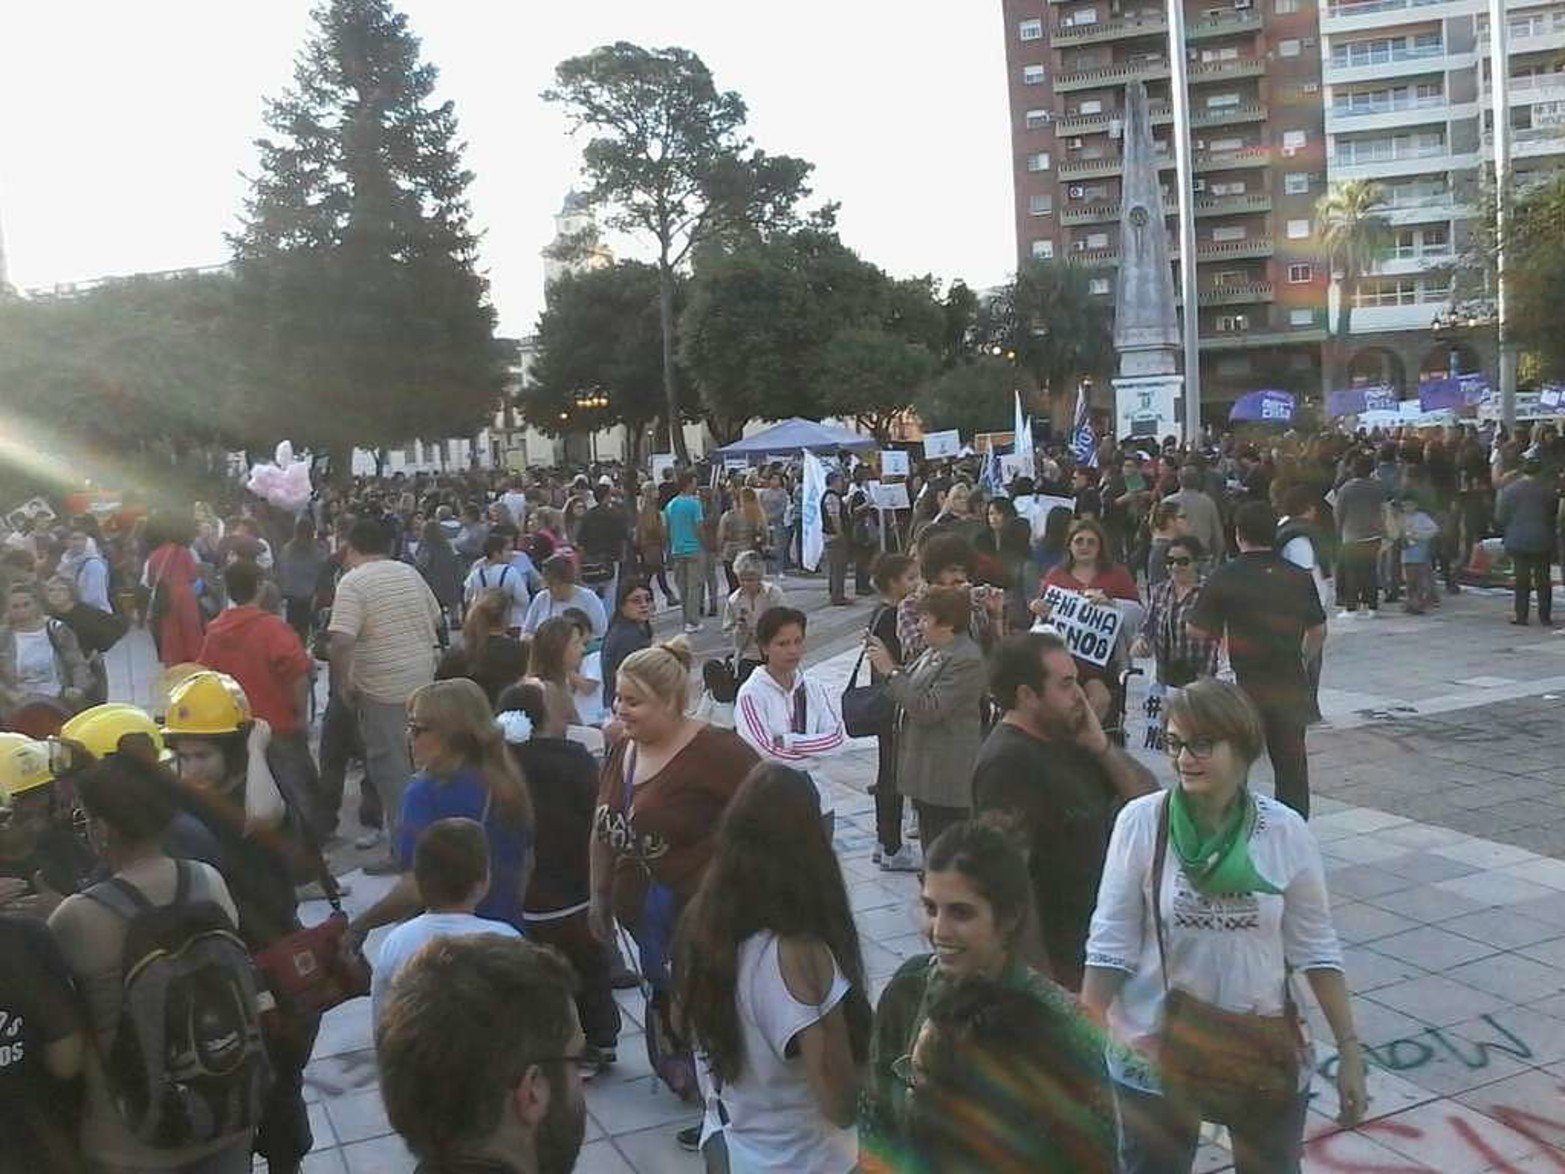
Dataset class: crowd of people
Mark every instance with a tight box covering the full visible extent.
[3,412,1561,1173]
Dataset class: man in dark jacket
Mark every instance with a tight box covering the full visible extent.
[1497,458,1558,626]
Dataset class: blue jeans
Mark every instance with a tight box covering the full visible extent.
[1111,1081,1309,1174]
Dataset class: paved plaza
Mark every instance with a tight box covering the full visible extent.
[108,583,1565,1172]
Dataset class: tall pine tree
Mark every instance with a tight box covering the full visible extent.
[231,0,501,470]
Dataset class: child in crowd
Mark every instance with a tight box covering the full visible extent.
[371,817,520,1020]
[1398,497,1441,615]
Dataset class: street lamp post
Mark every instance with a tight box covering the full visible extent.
[1488,0,1516,428]
[1166,0,1202,443]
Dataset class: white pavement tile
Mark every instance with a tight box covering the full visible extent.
[1455,1067,1565,1130]
[583,1075,699,1136]
[1449,1006,1565,1069]
[1327,864,1417,902]
[1445,953,1565,1004]
[1378,823,1473,851]
[1497,856,1565,892]
[1341,945,1431,993]
[1434,870,1559,908]
[1453,676,1519,689]
[1364,1099,1542,1172]
[301,1149,349,1174]
[1302,1125,1424,1173]
[608,1125,704,1173]
[1363,976,1512,1028]
[322,1087,394,1145]
[339,1133,417,1174]
[1441,910,1565,951]
[1434,839,1541,870]
[1364,883,1491,926]
[1517,936,1565,970]
[1372,926,1500,972]
[1332,902,1422,945]
[1326,836,1417,866]
[573,1140,638,1174]
[1312,808,1414,838]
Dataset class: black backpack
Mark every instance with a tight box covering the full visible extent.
[85,861,271,1149]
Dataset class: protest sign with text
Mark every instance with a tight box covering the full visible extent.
[1032,584,1123,667]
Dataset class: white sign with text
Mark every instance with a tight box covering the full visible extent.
[922,430,960,460]
[879,449,910,478]
[1033,584,1123,667]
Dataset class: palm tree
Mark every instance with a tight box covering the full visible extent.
[1316,180,1394,344]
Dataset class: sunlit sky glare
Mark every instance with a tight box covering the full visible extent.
[4,1,1018,337]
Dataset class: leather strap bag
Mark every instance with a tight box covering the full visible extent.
[1151,793,1300,1126]
[840,605,893,738]
[252,852,370,1020]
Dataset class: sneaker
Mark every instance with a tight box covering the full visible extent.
[1335,609,1357,621]
[683,622,703,634]
[353,829,384,851]
[677,1125,703,1152]
[880,844,923,872]
[1363,609,1379,619]
[578,1044,616,1080]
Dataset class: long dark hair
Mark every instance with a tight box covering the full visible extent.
[674,764,872,1084]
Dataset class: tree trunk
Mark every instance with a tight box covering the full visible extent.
[657,255,689,465]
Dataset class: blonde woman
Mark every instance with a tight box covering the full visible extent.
[718,486,769,593]
[351,678,535,940]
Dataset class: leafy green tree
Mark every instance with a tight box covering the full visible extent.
[231,0,502,474]
[977,260,1112,408]
[1316,180,1393,343]
[523,262,679,468]
[914,357,1016,438]
[0,273,248,500]
[815,327,936,442]
[545,43,814,462]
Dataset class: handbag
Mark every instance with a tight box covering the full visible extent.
[1151,794,1300,1126]
[840,605,893,738]
[252,854,371,1020]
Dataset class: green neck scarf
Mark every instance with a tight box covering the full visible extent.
[1167,788,1282,898]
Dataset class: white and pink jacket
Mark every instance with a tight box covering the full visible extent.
[734,666,845,815]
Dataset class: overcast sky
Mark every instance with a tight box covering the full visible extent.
[3,2,1017,337]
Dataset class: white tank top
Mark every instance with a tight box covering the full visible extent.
[696,931,856,1174]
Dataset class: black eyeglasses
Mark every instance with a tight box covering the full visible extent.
[1167,556,1194,567]
[1165,735,1217,759]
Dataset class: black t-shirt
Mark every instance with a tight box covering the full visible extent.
[1190,550,1325,713]
[0,828,101,899]
[0,915,84,1173]
[513,737,598,916]
[971,723,1115,992]
[578,504,630,561]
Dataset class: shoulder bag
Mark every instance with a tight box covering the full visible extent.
[840,605,893,738]
[252,845,371,1023]
[1151,793,1300,1126]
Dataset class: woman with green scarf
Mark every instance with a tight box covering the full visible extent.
[1081,679,1366,1174]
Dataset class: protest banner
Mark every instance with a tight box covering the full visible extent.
[922,430,960,460]
[1033,584,1123,667]
[879,449,909,478]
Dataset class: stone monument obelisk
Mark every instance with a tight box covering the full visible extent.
[1112,80,1184,441]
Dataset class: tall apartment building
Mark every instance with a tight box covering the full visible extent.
[1002,0,1330,410]
[1321,0,1565,393]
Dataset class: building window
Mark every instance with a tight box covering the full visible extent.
[1089,277,1112,294]
[1282,130,1307,155]
[1023,64,1046,85]
[1290,309,1315,326]
[1288,263,1312,283]
[1286,218,1310,239]
[1275,0,1300,12]
[1020,19,1043,40]
[1027,152,1051,172]
[1029,194,1054,216]
[1284,172,1310,195]
[1031,239,1055,260]
[1207,92,1243,110]
[1026,109,1053,130]
[1216,314,1250,332]
[1086,231,1110,249]
[1279,39,1301,57]
[1079,98,1103,115]
[1212,225,1248,242]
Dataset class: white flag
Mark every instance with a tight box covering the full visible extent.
[800,450,828,572]
[1013,391,1036,482]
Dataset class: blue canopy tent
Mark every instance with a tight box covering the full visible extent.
[710,418,878,458]
[1229,389,1296,426]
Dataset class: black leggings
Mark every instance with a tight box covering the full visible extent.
[874,727,903,854]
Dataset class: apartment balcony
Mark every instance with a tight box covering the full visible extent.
[1197,145,1270,172]
[1322,0,1484,35]
[1188,57,1267,83]
[1195,282,1276,306]
[1057,102,1172,134]
[1334,149,1480,180]
[1486,126,1565,160]
[1054,58,1171,93]
[1384,196,1467,225]
[1479,22,1565,52]
[1074,236,1277,267]
[1325,97,1451,134]
[1485,72,1565,106]
[1195,191,1272,216]
[1324,46,1452,87]
[1191,101,1268,128]
[1051,11,1167,45]
[1059,153,1130,179]
[1201,326,1329,351]
[1186,9,1264,39]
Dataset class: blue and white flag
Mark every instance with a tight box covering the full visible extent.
[1013,391,1036,482]
[800,450,827,572]
[1070,385,1098,468]
[980,447,1003,497]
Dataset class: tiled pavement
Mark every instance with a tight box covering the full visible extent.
[106,586,1565,1171]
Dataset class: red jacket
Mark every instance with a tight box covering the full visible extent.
[198,606,312,735]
